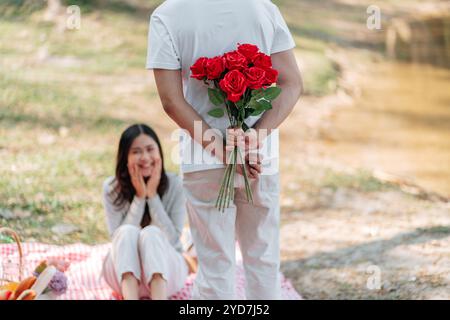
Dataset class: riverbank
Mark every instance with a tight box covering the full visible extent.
[278,0,450,198]
[279,55,450,298]
[276,0,450,299]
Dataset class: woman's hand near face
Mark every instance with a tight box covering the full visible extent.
[128,163,147,199]
[146,158,162,199]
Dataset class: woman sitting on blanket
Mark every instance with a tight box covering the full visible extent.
[101,123,197,300]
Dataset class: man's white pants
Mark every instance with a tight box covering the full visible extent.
[183,168,281,300]
[102,224,188,298]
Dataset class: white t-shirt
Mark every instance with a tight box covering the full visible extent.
[146,0,296,174]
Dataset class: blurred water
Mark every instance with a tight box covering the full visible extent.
[324,15,450,196]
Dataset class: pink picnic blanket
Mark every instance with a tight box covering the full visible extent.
[0,242,301,300]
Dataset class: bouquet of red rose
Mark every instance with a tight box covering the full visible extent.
[190,43,281,212]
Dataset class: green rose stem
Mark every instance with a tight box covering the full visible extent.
[216,148,235,212]
[217,157,231,210]
[215,161,229,210]
[221,151,234,211]
[228,148,238,209]
[215,93,255,212]
[238,147,253,203]
[217,136,253,212]
[229,147,238,206]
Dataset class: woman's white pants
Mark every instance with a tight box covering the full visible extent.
[102,224,188,299]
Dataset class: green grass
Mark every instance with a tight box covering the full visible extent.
[0,0,46,19]
[0,2,164,243]
[417,225,450,235]
[0,144,114,243]
[321,169,395,192]
[300,51,339,96]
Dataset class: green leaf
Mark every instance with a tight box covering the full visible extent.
[249,99,272,116]
[229,103,239,118]
[257,99,273,110]
[244,108,254,118]
[248,98,260,109]
[239,107,245,122]
[251,88,264,97]
[236,100,244,109]
[251,90,264,101]
[208,108,224,118]
[263,87,282,101]
[208,88,225,106]
[250,108,265,116]
[219,89,227,99]
[242,122,250,132]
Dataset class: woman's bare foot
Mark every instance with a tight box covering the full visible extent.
[149,273,167,300]
[121,272,139,300]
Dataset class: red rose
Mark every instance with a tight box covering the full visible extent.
[190,57,208,80]
[206,56,225,80]
[237,43,260,62]
[243,67,266,89]
[252,52,272,69]
[219,70,248,103]
[224,51,248,71]
[263,68,279,85]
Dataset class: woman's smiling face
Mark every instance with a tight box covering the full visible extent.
[128,133,161,178]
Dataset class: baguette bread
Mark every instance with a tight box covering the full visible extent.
[13,276,36,300]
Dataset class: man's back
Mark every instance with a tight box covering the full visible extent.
[150,0,280,68]
[147,0,296,173]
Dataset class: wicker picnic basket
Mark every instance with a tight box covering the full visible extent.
[0,227,57,300]
[0,227,24,286]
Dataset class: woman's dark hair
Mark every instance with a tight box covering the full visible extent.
[110,124,169,227]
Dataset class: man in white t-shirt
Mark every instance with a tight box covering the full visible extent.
[146,0,302,299]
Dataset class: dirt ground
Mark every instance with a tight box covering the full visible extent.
[279,177,449,299]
